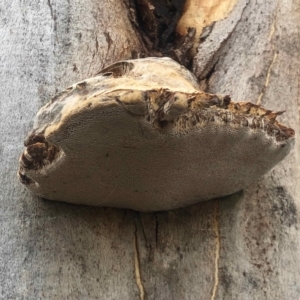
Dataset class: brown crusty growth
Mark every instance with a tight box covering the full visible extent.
[18,57,295,212]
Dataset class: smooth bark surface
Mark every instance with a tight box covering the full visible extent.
[1,0,300,299]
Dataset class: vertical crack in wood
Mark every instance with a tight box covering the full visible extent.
[134,222,145,300]
[47,0,54,20]
[138,213,149,247]
[154,213,158,247]
[256,1,279,105]
[211,200,220,300]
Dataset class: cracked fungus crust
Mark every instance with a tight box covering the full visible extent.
[18,57,295,212]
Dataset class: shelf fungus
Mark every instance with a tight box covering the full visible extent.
[18,57,295,211]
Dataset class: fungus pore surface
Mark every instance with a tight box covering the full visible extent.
[18,57,295,211]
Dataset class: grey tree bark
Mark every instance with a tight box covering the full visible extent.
[1,0,300,299]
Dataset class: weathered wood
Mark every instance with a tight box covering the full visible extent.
[1,0,299,299]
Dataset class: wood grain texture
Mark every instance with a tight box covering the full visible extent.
[1,0,300,299]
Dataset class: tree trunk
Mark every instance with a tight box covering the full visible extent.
[1,0,299,299]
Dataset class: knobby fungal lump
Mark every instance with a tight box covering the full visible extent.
[18,57,295,212]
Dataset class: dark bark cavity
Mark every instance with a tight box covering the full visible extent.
[128,0,195,68]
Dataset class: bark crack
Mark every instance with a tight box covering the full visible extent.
[203,58,219,91]
[211,201,220,300]
[47,0,54,20]
[256,1,279,105]
[154,213,158,247]
[134,222,145,300]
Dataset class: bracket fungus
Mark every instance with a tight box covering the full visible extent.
[18,57,295,212]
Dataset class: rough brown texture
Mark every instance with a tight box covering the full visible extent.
[1,0,300,299]
[18,57,294,211]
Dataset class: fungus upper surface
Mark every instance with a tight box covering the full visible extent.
[18,57,295,211]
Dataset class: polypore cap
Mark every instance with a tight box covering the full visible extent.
[18,57,295,212]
